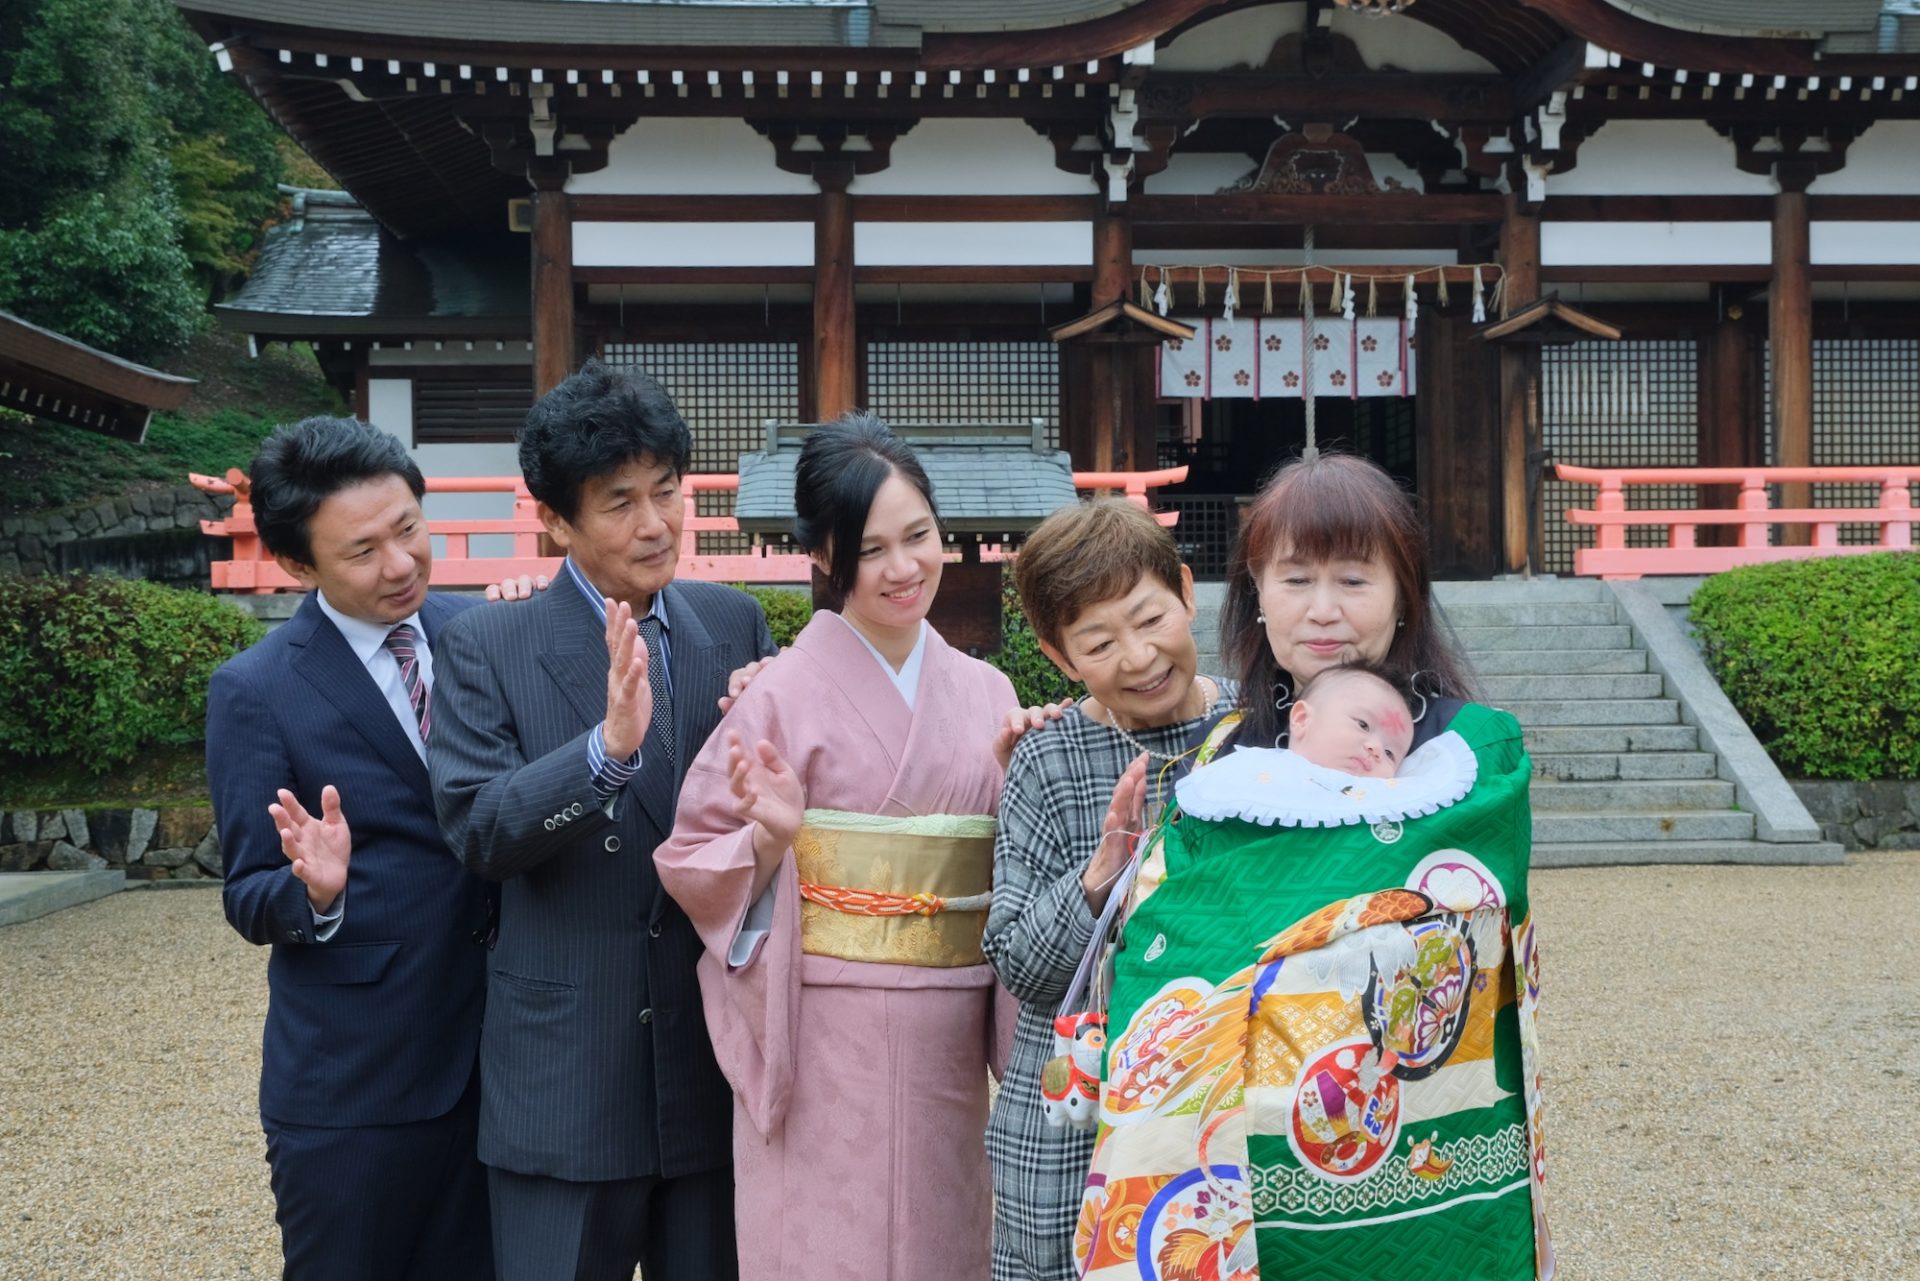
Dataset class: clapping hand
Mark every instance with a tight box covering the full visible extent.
[601,597,653,761]
[725,731,806,871]
[269,785,351,915]
[1081,754,1148,912]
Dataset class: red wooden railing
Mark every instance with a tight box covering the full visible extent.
[191,466,1186,593]
[1556,463,1920,579]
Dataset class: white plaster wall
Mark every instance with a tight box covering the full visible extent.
[1811,222,1920,265]
[1808,122,1920,194]
[366,375,523,557]
[1156,2,1495,74]
[852,282,1076,304]
[1541,221,1772,265]
[573,221,814,267]
[851,119,1094,196]
[853,221,1091,266]
[1146,151,1261,195]
[1544,120,1778,196]
[567,118,817,195]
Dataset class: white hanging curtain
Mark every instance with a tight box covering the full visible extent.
[1158,316,1415,400]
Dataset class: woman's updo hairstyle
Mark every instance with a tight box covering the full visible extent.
[793,411,938,605]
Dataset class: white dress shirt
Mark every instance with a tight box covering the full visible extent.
[304,592,437,938]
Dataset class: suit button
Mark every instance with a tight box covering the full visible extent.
[569,802,583,817]
[604,835,622,853]
[544,819,556,831]
[648,923,662,939]
[638,1008,653,1024]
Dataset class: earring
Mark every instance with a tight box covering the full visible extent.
[1407,670,1431,724]
[1257,612,1266,624]
[1396,617,1405,629]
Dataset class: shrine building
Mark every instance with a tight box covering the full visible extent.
[181,0,1920,578]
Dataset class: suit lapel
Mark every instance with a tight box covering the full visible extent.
[662,583,729,793]
[287,594,429,792]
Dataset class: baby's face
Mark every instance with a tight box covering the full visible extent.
[1288,675,1416,778]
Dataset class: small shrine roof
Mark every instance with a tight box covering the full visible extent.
[217,189,528,340]
[0,313,197,442]
[736,422,1077,534]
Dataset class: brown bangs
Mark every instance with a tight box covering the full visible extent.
[1241,456,1407,572]
[1014,498,1184,650]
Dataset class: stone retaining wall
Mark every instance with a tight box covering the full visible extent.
[1790,780,1920,851]
[1,484,234,582]
[0,807,220,881]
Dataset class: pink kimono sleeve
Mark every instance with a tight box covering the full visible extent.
[655,700,805,1138]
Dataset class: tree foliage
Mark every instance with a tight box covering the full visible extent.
[0,0,289,363]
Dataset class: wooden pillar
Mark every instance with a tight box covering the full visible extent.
[1771,185,1813,544]
[1085,207,1138,473]
[1498,194,1542,573]
[1698,314,1753,545]
[531,188,574,395]
[812,166,857,421]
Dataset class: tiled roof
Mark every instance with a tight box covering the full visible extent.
[737,440,1078,534]
[216,189,527,337]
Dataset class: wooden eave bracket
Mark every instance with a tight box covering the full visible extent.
[1473,293,1622,344]
[1047,299,1195,344]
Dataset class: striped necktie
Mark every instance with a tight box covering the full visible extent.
[636,612,673,764]
[382,623,431,741]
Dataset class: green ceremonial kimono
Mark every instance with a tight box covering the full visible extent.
[1075,702,1552,1281]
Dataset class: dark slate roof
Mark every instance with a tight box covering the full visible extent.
[178,0,1152,50]
[737,431,1077,535]
[217,188,527,338]
[1607,0,1884,40]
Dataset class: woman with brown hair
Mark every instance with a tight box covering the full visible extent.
[1074,454,1551,1281]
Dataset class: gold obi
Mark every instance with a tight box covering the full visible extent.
[791,809,997,968]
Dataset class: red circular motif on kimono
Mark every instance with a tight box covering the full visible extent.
[1288,1037,1401,1181]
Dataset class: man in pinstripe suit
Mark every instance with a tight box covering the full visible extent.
[208,417,494,1280]
[431,361,775,1281]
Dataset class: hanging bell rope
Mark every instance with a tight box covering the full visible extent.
[1302,223,1318,461]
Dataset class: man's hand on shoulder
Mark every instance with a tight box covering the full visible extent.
[485,573,551,603]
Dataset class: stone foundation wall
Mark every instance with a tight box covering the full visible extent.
[1791,781,1920,851]
[0,807,221,881]
[1,484,234,583]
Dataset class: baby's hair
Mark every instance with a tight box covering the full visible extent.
[1295,661,1416,715]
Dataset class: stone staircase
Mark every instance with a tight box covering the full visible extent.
[1191,579,1841,866]
[1438,579,1838,866]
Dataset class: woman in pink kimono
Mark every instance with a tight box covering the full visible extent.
[656,412,1020,1280]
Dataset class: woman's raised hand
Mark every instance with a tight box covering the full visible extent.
[726,731,806,867]
[1081,753,1148,912]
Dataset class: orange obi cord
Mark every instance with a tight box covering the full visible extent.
[798,882,987,917]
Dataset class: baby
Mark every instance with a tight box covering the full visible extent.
[1284,664,1417,779]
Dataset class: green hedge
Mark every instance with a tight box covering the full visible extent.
[737,577,1082,709]
[0,574,263,769]
[1689,553,1920,781]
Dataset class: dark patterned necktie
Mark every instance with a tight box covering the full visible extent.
[382,623,431,741]
[636,613,674,764]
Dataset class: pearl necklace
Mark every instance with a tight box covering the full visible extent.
[1103,677,1219,763]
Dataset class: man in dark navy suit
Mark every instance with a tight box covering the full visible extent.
[207,417,493,1280]
[431,362,773,1281]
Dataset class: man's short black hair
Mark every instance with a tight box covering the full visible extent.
[249,416,426,565]
[518,359,693,523]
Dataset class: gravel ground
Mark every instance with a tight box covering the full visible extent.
[3,856,1918,1280]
